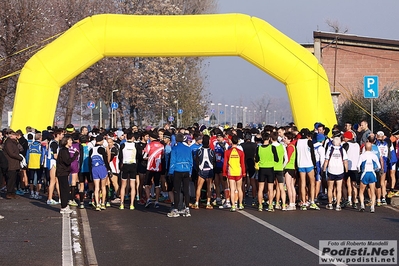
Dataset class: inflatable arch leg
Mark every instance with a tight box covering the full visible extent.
[12,13,336,131]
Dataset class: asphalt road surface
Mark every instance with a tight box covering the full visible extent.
[84,200,399,266]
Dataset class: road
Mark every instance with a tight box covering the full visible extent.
[83,200,399,266]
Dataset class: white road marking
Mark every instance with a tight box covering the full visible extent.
[239,211,347,266]
[80,208,98,266]
[62,213,74,266]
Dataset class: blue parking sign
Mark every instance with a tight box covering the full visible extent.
[364,76,379,99]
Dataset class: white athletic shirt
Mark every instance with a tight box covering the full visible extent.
[345,142,360,171]
[325,145,348,175]
[121,141,137,164]
[296,139,314,168]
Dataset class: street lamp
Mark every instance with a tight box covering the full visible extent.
[174,100,179,127]
[274,110,276,126]
[266,110,269,125]
[253,110,256,125]
[235,106,239,126]
[224,104,228,125]
[230,105,234,125]
[111,89,118,128]
[217,103,222,125]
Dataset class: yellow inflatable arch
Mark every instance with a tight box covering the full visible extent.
[12,13,336,131]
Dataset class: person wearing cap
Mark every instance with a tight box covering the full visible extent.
[167,133,193,218]
[89,135,110,211]
[3,130,23,199]
[313,133,326,204]
[342,130,360,209]
[65,124,75,134]
[357,142,381,213]
[375,130,389,206]
[143,130,164,208]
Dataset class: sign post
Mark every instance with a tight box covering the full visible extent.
[364,76,379,133]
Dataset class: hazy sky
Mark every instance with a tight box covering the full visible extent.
[205,0,399,123]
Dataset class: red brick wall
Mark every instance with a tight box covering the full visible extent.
[321,44,399,102]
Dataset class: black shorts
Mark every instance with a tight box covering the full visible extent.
[121,164,137,180]
[214,167,223,174]
[79,172,93,183]
[346,170,358,183]
[246,158,256,178]
[258,167,274,183]
[284,169,296,178]
[137,160,147,174]
[166,175,174,192]
[28,168,43,184]
[274,170,284,184]
[145,170,161,187]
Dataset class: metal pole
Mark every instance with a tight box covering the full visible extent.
[99,100,102,128]
[80,93,83,127]
[371,99,374,133]
[111,92,114,129]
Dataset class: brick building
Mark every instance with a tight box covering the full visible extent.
[304,32,399,108]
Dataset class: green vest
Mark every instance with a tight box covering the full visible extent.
[284,144,296,170]
[258,145,275,168]
[273,143,285,171]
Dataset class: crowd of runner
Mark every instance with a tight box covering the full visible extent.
[0,120,398,218]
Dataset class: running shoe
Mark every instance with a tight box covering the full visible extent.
[60,206,73,214]
[34,194,42,200]
[119,204,124,210]
[215,198,223,205]
[167,209,179,218]
[30,193,35,199]
[206,203,213,210]
[335,205,342,211]
[381,198,387,205]
[191,203,199,209]
[47,199,59,205]
[281,204,287,211]
[275,204,281,210]
[387,191,395,198]
[110,198,121,204]
[395,191,399,197]
[376,201,381,207]
[68,200,78,207]
[370,207,375,213]
[79,203,85,209]
[287,205,296,211]
[145,200,151,208]
[154,202,160,208]
[15,189,24,196]
[359,207,365,212]
[105,202,111,207]
[326,204,333,210]
[309,203,320,210]
[251,200,257,207]
[95,205,101,211]
[129,205,135,210]
[267,206,274,212]
[0,214,4,219]
[230,206,236,212]
[183,208,191,217]
[352,202,358,209]
[219,202,231,209]
[158,196,166,202]
[300,205,307,211]
[238,204,244,210]
[100,204,106,210]
[366,201,373,207]
[258,204,263,212]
